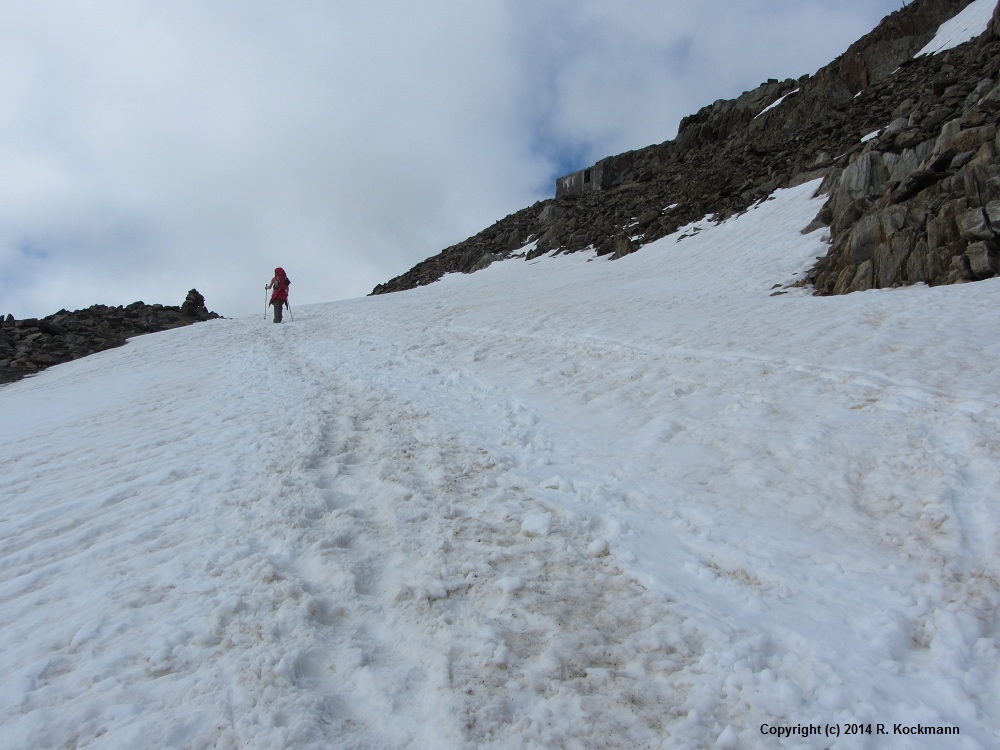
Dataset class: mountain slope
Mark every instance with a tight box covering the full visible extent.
[2,182,998,748]
[372,0,1000,297]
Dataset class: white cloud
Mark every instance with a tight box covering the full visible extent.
[0,0,908,319]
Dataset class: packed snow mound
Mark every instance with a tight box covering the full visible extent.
[2,181,998,748]
[917,0,996,56]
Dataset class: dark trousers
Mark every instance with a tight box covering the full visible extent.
[272,301,284,323]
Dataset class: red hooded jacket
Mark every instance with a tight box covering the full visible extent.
[269,267,290,304]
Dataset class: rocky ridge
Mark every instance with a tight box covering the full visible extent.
[0,289,221,385]
[372,0,1000,297]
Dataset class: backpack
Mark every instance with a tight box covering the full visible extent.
[271,268,291,302]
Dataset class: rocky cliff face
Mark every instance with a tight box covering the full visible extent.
[808,5,1000,293]
[0,289,220,385]
[372,0,1000,297]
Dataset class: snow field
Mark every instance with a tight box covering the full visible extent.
[303,182,1000,746]
[1,180,998,748]
[917,0,997,57]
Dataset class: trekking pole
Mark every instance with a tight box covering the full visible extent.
[287,300,294,322]
[264,287,268,320]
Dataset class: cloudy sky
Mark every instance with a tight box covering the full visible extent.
[1,0,913,319]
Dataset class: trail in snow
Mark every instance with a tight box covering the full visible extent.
[2,181,999,748]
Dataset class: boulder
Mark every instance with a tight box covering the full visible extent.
[610,235,639,260]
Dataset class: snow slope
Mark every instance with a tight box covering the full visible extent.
[917,0,996,56]
[2,181,999,749]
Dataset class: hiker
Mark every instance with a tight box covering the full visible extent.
[265,267,291,323]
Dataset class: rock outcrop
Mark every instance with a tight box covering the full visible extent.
[0,290,221,385]
[807,11,1000,292]
[372,0,999,298]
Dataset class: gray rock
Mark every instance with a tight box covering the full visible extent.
[611,235,639,260]
[965,240,999,278]
[958,207,994,240]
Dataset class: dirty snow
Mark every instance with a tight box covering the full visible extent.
[2,181,999,749]
[917,0,996,56]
